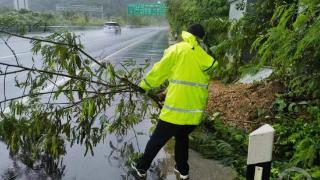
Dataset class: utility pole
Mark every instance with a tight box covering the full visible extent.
[101,5,104,20]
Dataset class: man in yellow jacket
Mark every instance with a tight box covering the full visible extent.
[132,24,218,179]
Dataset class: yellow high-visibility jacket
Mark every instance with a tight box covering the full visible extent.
[140,31,218,125]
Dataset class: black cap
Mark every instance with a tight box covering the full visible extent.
[187,24,205,39]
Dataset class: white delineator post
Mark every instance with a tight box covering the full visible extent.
[246,124,274,180]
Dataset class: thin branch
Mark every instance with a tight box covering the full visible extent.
[132,126,141,153]
[0,62,110,87]
[46,89,136,115]
[119,63,130,74]
[0,108,8,120]
[3,38,20,65]
[19,71,30,121]
[3,66,8,108]
[0,88,133,105]
[42,102,74,105]
[0,90,89,105]
[54,94,100,113]
[0,30,73,48]
[45,66,62,112]
[0,69,26,76]
[21,71,31,99]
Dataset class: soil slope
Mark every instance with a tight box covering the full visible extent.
[207,80,283,130]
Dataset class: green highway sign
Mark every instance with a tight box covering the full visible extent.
[128,3,167,16]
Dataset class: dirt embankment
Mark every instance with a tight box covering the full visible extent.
[207,80,283,130]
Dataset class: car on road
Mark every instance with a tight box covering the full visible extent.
[103,22,121,34]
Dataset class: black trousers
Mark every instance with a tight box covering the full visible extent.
[136,120,196,175]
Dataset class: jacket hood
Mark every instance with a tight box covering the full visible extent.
[181,31,198,47]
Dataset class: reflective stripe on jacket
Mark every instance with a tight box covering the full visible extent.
[139,31,218,125]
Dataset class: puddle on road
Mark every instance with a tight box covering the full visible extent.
[0,29,178,180]
[0,120,178,180]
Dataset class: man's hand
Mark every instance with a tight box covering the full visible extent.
[157,91,167,102]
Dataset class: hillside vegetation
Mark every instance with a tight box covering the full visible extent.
[0,0,166,29]
[166,0,320,178]
[0,8,105,33]
[28,0,155,17]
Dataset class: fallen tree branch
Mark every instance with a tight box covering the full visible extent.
[0,29,163,108]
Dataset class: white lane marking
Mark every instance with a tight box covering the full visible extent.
[2,30,160,113]
[0,52,31,60]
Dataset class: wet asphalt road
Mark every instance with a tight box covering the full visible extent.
[0,27,171,180]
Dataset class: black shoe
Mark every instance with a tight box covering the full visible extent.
[174,165,189,179]
[131,163,147,178]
